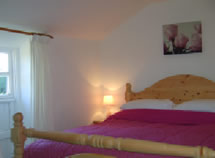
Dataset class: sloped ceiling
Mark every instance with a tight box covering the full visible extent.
[0,0,164,40]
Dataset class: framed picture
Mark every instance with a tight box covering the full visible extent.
[163,21,202,55]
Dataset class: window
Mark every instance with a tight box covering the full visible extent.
[0,50,13,98]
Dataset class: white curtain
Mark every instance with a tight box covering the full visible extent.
[31,35,54,131]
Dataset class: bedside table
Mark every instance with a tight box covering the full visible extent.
[92,120,102,124]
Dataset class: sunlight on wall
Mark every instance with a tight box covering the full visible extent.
[82,69,102,88]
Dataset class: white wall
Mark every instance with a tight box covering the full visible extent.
[100,0,215,106]
[47,36,103,131]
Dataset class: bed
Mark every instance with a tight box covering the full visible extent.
[11,74,215,158]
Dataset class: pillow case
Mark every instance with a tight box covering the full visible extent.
[120,99,174,110]
[174,99,215,112]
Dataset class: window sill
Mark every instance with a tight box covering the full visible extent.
[0,98,15,103]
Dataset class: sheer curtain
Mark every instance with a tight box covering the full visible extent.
[31,35,54,131]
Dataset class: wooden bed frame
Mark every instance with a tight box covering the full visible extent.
[11,74,215,158]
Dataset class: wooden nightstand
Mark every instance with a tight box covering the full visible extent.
[92,120,102,124]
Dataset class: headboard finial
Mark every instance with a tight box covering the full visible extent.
[126,83,132,92]
[125,83,132,102]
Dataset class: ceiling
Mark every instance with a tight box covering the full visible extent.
[0,0,164,40]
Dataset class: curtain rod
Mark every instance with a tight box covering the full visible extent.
[0,27,54,39]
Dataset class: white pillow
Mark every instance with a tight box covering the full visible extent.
[174,99,215,112]
[120,99,174,110]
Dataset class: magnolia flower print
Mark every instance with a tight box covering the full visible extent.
[190,33,202,52]
[164,24,178,41]
[174,33,189,48]
[163,21,202,55]
[194,23,202,34]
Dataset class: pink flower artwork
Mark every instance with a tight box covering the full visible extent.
[164,24,178,41]
[163,21,202,55]
[174,33,189,48]
[189,33,202,52]
[194,23,202,34]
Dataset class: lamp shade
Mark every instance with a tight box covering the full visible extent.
[103,95,114,105]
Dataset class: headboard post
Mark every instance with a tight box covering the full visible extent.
[125,83,133,102]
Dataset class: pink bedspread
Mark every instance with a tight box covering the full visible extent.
[24,109,215,158]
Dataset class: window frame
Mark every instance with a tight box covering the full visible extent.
[0,48,14,99]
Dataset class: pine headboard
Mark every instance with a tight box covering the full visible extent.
[125,74,215,104]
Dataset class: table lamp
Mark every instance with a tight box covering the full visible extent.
[103,95,114,116]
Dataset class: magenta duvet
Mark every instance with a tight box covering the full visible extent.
[24,109,215,158]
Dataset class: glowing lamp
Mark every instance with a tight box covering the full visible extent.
[103,95,114,105]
